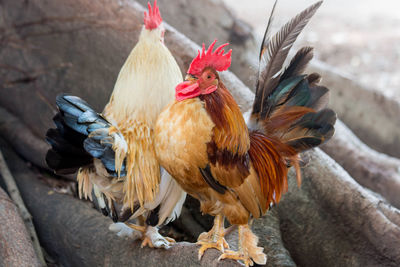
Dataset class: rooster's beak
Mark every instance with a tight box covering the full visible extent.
[185,74,197,82]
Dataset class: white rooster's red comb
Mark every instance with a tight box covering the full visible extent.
[144,0,162,30]
[187,40,232,76]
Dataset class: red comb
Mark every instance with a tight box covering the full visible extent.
[187,40,232,76]
[144,0,162,30]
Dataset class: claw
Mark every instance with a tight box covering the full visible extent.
[218,250,254,267]
[165,236,176,244]
[196,215,229,260]
[217,224,266,267]
[197,238,229,260]
[141,236,155,248]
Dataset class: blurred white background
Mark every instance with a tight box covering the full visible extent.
[224,0,400,100]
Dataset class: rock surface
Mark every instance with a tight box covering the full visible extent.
[0,187,40,267]
[1,0,399,266]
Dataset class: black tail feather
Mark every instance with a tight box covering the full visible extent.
[250,1,335,153]
[46,94,126,176]
[252,1,323,117]
[45,148,92,174]
[283,108,336,152]
[306,85,329,111]
[279,46,313,82]
[46,114,93,174]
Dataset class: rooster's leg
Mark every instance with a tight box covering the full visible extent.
[124,214,146,232]
[123,216,175,249]
[218,224,266,267]
[197,214,229,260]
[124,222,146,232]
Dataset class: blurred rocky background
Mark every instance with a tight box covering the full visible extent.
[0,0,399,266]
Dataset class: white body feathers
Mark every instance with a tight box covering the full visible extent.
[90,25,186,227]
[105,27,181,125]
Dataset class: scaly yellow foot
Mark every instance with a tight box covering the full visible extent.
[218,250,254,267]
[218,224,266,266]
[197,237,229,260]
[141,235,155,248]
[197,214,229,260]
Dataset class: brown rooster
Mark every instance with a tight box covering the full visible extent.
[154,1,335,265]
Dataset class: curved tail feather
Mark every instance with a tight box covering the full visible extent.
[248,1,336,194]
[250,1,336,154]
[45,113,92,174]
[46,94,130,222]
[46,94,127,177]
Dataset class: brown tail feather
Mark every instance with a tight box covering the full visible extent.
[248,131,298,205]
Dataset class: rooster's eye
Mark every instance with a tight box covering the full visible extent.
[201,71,215,81]
[204,72,214,80]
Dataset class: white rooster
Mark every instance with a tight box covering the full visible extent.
[45,0,186,248]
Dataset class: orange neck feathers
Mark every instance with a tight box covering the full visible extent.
[200,83,251,177]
